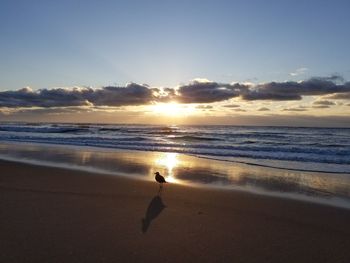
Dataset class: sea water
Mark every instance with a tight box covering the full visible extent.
[0,123,349,174]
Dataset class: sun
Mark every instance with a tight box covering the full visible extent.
[150,102,196,117]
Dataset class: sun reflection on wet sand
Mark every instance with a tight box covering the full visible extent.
[0,143,349,208]
[153,152,180,183]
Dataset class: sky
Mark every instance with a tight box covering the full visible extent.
[1,0,350,126]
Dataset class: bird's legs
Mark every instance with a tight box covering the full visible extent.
[158,184,163,195]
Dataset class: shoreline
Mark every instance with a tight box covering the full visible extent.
[1,138,349,175]
[0,142,349,210]
[1,159,350,262]
[1,156,350,211]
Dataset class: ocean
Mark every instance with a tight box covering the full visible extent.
[0,123,349,174]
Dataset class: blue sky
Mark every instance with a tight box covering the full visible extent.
[1,0,350,90]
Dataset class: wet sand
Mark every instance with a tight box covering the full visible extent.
[0,159,350,263]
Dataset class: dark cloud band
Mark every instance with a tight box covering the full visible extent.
[0,76,349,108]
[0,83,156,108]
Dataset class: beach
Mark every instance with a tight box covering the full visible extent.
[1,159,350,263]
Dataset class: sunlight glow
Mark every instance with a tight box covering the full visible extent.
[151,102,196,117]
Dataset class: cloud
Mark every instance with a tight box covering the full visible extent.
[196,105,213,109]
[312,105,330,109]
[87,83,155,106]
[234,108,246,112]
[325,92,350,100]
[0,83,156,108]
[241,76,350,101]
[174,80,246,103]
[0,86,93,108]
[13,106,92,115]
[289,67,308,76]
[312,100,336,106]
[258,107,270,111]
[223,104,240,108]
[282,107,308,112]
[1,76,350,108]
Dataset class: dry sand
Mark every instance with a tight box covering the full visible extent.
[0,160,349,263]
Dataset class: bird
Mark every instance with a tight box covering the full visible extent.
[155,172,167,185]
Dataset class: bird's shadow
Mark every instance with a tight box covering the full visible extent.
[142,192,166,233]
